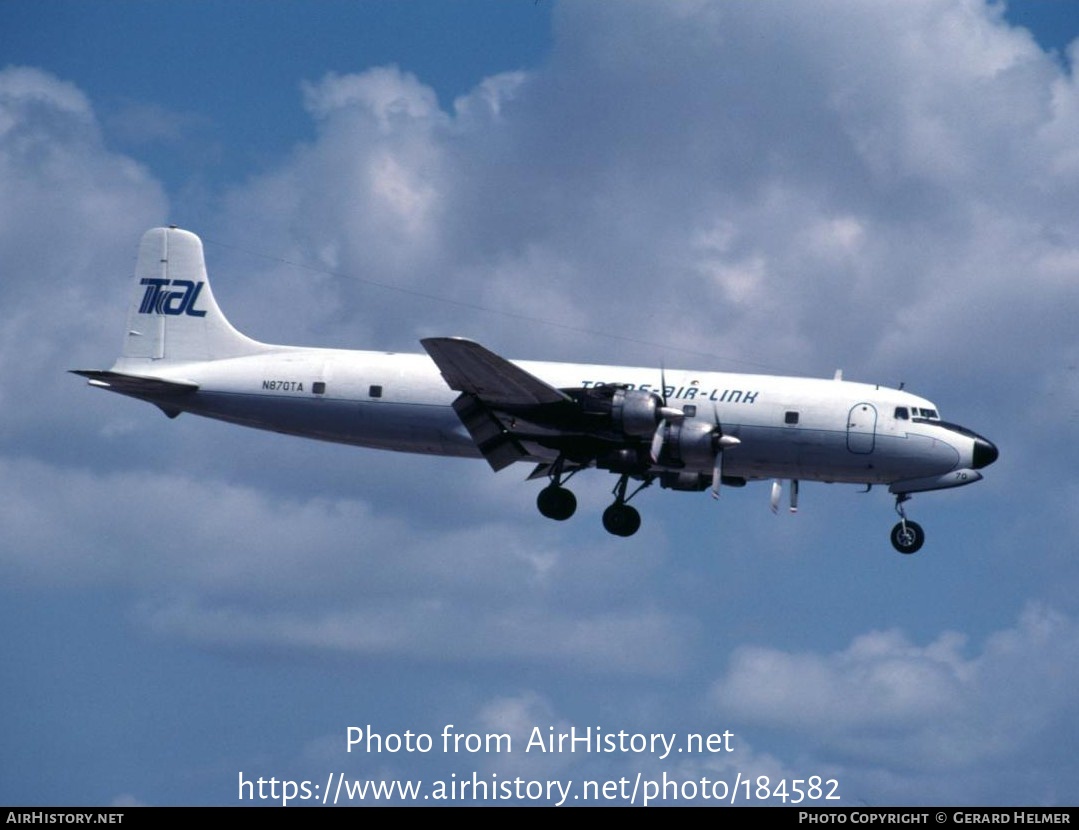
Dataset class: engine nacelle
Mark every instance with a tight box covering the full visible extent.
[656,419,719,468]
[610,388,666,437]
[574,386,676,438]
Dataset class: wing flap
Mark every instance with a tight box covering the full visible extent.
[452,394,528,471]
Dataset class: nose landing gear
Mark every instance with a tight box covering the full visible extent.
[890,493,925,554]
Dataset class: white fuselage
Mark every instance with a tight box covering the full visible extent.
[118,345,978,488]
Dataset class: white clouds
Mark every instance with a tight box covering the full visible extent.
[0,66,167,451]
[0,66,94,131]
[205,0,1079,391]
[140,601,687,674]
[0,67,164,218]
[453,71,529,123]
[218,68,457,346]
[302,67,443,130]
[11,2,1079,382]
[0,454,685,674]
[713,627,970,742]
[711,604,1079,801]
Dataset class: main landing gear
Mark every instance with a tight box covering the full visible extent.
[536,459,651,537]
[537,483,577,521]
[536,456,578,521]
[890,493,925,554]
[601,474,651,537]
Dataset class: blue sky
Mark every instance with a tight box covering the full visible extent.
[3,0,1079,807]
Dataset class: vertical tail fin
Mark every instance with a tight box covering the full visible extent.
[117,227,269,364]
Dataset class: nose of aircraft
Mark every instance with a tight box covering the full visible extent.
[972,437,999,469]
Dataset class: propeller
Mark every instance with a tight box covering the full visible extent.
[649,365,685,463]
[710,405,740,499]
[646,370,739,499]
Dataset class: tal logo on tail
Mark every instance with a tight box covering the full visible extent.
[137,278,207,317]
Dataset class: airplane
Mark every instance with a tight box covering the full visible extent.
[73,226,998,553]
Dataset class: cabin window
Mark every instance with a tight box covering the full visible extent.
[683,405,697,417]
[313,381,326,395]
[369,385,383,398]
[894,407,908,420]
[784,411,799,425]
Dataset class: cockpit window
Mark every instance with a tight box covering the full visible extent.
[918,408,939,419]
[894,407,909,420]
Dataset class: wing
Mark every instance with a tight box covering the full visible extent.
[421,338,724,487]
[420,337,572,408]
[421,337,581,471]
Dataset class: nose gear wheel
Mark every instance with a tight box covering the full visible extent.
[890,493,925,554]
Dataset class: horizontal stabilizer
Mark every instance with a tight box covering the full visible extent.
[70,370,198,396]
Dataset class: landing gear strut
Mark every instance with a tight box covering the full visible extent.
[601,474,651,537]
[890,493,925,554]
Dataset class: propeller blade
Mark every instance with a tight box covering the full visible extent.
[790,479,799,513]
[650,422,665,464]
[770,479,782,514]
[711,453,722,499]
